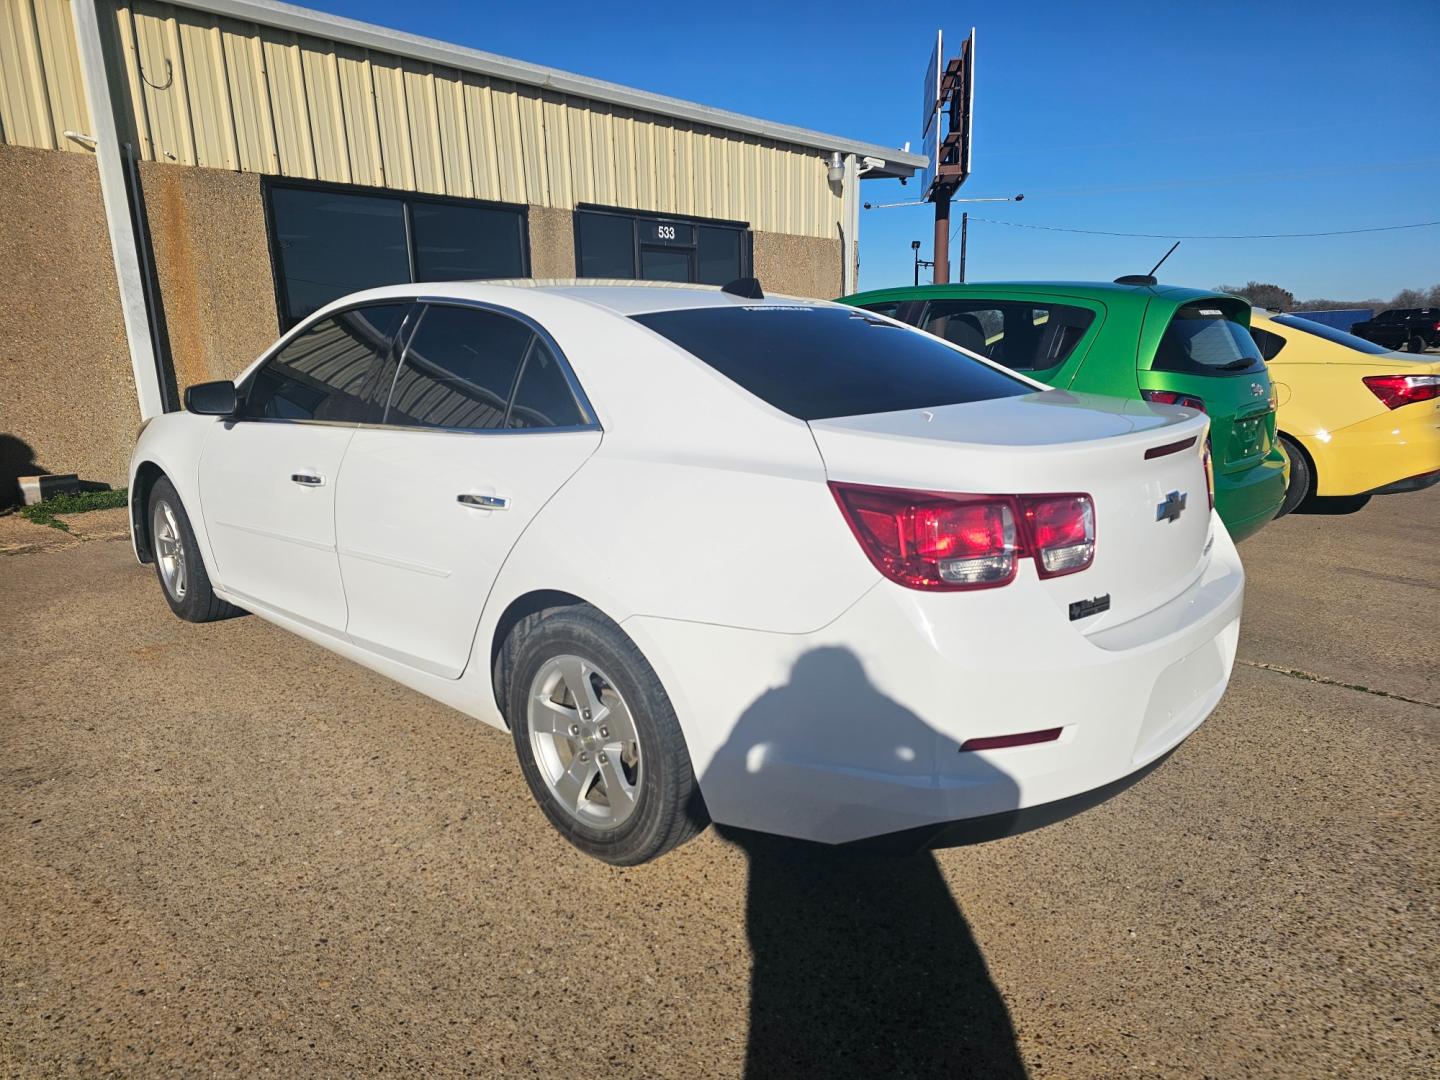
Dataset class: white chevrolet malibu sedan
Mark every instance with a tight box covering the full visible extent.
[129,279,1243,864]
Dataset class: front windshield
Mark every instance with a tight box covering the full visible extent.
[1272,315,1391,355]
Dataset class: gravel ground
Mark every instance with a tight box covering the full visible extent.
[1,490,1436,1078]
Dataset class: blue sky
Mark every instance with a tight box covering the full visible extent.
[314,0,1437,300]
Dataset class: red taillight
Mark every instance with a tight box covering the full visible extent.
[1023,495,1095,576]
[1142,389,1206,412]
[1363,374,1440,410]
[829,483,1094,591]
[1433,321,1440,333]
[1202,439,1215,511]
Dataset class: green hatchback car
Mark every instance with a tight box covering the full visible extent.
[839,281,1288,542]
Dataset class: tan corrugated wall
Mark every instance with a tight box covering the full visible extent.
[0,0,91,151]
[0,1,841,239]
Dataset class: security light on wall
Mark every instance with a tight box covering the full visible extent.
[826,152,845,184]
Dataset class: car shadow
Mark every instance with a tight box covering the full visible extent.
[706,647,1027,1079]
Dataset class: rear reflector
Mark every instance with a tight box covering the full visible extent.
[1144,435,1199,460]
[1363,374,1440,410]
[960,728,1063,752]
[829,483,1094,591]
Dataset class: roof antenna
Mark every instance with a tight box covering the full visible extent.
[1114,241,1180,287]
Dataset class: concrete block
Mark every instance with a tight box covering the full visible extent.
[18,474,80,506]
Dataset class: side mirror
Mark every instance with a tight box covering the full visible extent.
[184,380,238,417]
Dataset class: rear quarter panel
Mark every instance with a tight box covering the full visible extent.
[465,303,883,714]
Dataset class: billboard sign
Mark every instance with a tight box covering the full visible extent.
[922,27,976,199]
[919,29,941,197]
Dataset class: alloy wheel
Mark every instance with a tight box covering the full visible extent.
[152,499,188,601]
[527,655,642,830]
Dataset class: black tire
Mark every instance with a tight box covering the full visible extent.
[500,603,707,865]
[1274,434,1312,519]
[147,476,242,623]
[1406,334,1425,354]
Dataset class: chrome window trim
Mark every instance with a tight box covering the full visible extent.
[222,417,601,437]
[232,295,602,436]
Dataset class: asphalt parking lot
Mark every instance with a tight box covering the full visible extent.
[2,490,1436,1078]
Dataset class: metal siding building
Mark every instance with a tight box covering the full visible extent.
[0,0,922,492]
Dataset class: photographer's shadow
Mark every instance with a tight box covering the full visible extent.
[709,648,1027,1079]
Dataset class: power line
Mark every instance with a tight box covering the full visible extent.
[957,218,1440,241]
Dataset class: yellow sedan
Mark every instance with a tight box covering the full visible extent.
[1249,312,1440,517]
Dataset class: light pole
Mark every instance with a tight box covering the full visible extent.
[910,240,935,287]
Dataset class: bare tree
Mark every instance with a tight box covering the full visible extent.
[1215,281,1296,311]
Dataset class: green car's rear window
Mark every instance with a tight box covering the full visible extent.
[1153,302,1264,377]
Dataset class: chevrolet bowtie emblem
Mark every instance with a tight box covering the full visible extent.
[1156,490,1187,523]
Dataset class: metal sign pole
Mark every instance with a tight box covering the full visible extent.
[933,194,950,284]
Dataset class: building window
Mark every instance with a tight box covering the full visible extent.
[574,207,750,286]
[266,181,528,329]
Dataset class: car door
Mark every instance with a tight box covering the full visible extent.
[335,301,602,678]
[197,302,412,631]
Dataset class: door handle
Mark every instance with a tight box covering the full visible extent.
[458,493,509,510]
[291,472,325,487]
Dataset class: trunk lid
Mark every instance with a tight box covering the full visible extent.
[809,389,1213,632]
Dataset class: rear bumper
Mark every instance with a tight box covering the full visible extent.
[1310,405,1440,497]
[848,747,1177,853]
[624,515,1244,846]
[1368,469,1440,495]
[1215,451,1287,542]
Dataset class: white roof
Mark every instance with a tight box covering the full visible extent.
[347,279,841,317]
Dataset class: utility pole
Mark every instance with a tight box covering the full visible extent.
[959,212,968,283]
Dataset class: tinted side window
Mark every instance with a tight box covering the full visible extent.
[859,301,902,319]
[509,340,586,429]
[241,304,409,422]
[919,300,1096,372]
[632,305,1030,421]
[1153,302,1265,376]
[1250,327,1287,361]
[386,306,533,431]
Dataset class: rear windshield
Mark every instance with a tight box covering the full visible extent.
[1272,315,1390,355]
[632,305,1032,421]
[1152,302,1264,376]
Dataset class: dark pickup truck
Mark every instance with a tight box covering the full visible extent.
[1349,308,1440,353]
